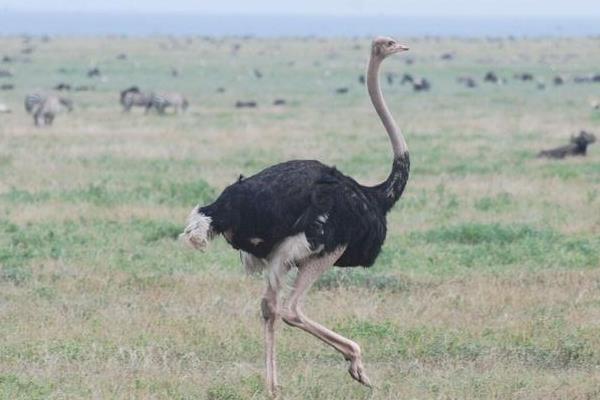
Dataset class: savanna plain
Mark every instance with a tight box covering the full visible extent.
[0,36,599,399]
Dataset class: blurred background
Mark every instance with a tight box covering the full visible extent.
[1,0,600,36]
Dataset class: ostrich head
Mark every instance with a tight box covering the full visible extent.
[371,36,409,59]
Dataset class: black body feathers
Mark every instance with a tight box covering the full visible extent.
[199,153,409,267]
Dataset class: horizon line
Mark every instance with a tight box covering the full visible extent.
[2,9,600,19]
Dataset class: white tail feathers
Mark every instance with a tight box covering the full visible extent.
[180,206,214,251]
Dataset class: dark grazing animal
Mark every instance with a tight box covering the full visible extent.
[181,36,411,398]
[458,76,477,88]
[120,86,153,112]
[54,82,71,91]
[400,73,414,84]
[235,100,257,108]
[484,71,499,83]
[24,92,44,114]
[87,67,101,78]
[31,94,73,126]
[413,77,430,92]
[386,72,395,85]
[537,131,596,159]
[515,72,534,81]
[146,92,189,114]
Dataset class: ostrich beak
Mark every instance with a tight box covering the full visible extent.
[395,44,409,52]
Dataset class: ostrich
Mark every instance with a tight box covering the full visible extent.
[181,37,410,396]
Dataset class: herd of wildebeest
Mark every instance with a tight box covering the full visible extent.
[0,36,597,158]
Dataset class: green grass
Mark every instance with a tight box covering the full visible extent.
[0,36,599,399]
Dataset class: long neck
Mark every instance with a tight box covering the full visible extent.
[366,53,410,213]
[367,55,408,157]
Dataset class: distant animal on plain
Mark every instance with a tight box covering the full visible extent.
[573,76,590,84]
[254,69,263,79]
[24,93,44,114]
[573,74,600,84]
[147,92,189,114]
[87,67,101,78]
[386,72,395,85]
[273,99,286,106]
[0,69,12,78]
[181,36,411,398]
[120,86,153,112]
[457,76,477,88]
[1,84,14,90]
[514,73,534,81]
[116,53,127,60]
[537,131,596,159]
[54,83,71,91]
[335,87,349,94]
[413,77,430,92]
[553,75,565,85]
[235,100,257,108]
[358,74,365,84]
[400,73,414,84]
[32,94,73,127]
[441,52,454,60]
[484,71,499,83]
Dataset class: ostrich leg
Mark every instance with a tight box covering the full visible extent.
[262,283,279,396]
[280,247,372,387]
[262,261,289,397]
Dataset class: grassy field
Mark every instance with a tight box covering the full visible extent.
[1,35,599,399]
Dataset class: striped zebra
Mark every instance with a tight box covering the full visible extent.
[33,95,73,127]
[147,92,189,114]
[120,86,153,112]
[25,92,45,114]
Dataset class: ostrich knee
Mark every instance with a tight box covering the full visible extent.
[261,297,278,322]
[281,306,303,327]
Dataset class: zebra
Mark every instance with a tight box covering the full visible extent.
[25,92,44,114]
[120,86,153,112]
[33,95,73,126]
[146,92,189,114]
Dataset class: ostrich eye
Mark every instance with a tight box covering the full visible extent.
[387,41,394,46]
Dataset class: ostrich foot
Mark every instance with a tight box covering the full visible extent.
[267,384,281,399]
[348,358,372,388]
